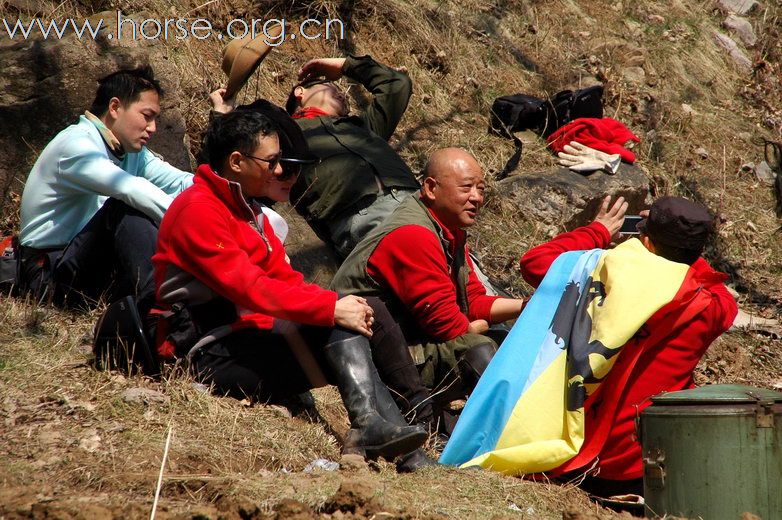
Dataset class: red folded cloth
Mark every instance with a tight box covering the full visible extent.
[547,117,641,163]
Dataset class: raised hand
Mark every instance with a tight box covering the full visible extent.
[593,195,628,238]
[298,58,347,82]
[209,87,236,113]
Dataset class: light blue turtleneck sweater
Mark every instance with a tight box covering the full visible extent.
[20,115,193,249]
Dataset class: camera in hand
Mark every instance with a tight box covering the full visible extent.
[620,215,643,235]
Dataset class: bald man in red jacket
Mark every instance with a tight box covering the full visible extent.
[332,148,526,434]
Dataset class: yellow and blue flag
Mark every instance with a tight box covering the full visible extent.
[439,238,691,475]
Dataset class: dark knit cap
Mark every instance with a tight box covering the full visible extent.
[637,196,714,251]
[236,98,317,164]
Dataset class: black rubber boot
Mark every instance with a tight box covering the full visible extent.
[369,359,438,473]
[396,448,438,473]
[405,393,436,430]
[365,297,435,427]
[379,362,436,427]
[324,334,427,461]
[457,341,498,392]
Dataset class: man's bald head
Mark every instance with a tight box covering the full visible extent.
[422,148,483,183]
[421,148,486,230]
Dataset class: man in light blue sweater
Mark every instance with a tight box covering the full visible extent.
[18,66,193,308]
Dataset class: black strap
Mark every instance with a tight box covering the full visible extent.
[496,135,523,180]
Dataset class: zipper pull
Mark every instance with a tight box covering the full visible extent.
[247,217,273,254]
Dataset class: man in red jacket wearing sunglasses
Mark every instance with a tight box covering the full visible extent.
[152,109,427,464]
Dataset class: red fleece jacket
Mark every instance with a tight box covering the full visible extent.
[366,210,500,342]
[521,222,737,480]
[547,117,640,163]
[153,164,337,333]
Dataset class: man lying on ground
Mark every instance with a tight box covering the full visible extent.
[213,53,418,258]
[18,66,192,309]
[331,148,526,435]
[151,109,428,466]
[212,46,503,293]
[282,55,420,259]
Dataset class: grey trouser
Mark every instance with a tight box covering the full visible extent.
[328,188,417,259]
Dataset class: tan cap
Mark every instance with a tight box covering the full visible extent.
[221,24,282,100]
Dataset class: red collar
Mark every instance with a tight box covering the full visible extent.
[194,164,256,219]
[292,107,331,119]
[690,257,729,285]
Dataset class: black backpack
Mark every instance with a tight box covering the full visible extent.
[489,95,547,180]
[93,295,160,376]
[542,85,605,137]
[0,236,19,295]
[488,85,605,179]
[489,94,548,138]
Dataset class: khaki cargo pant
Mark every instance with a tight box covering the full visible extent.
[408,332,498,399]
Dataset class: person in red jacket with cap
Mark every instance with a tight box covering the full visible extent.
[520,195,737,498]
[152,109,427,464]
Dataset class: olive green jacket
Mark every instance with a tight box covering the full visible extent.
[290,55,420,237]
[332,196,491,386]
[331,195,471,319]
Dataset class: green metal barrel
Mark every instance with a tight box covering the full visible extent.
[640,384,782,519]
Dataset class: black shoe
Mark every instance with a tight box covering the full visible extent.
[343,416,429,460]
[396,449,438,473]
[324,334,427,461]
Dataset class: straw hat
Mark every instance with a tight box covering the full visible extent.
[221,24,283,100]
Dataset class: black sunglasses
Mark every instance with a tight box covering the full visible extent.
[243,152,280,171]
[242,152,301,181]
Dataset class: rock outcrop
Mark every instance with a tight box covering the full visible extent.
[713,32,753,73]
[723,15,757,47]
[498,163,650,234]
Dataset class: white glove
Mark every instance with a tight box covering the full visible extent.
[557,140,622,174]
[564,141,619,162]
[557,154,610,173]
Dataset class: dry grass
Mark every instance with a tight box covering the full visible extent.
[0,294,617,518]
